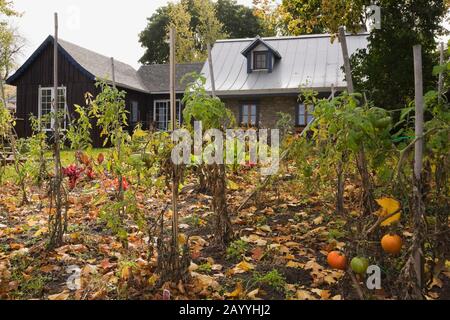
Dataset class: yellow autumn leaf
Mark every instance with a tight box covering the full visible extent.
[227,180,239,191]
[48,291,70,300]
[376,197,401,226]
[120,266,130,280]
[225,282,243,298]
[178,233,187,246]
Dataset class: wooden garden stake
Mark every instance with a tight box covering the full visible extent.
[169,27,179,251]
[412,44,425,291]
[48,12,65,249]
[338,26,375,216]
[207,43,216,98]
[438,42,444,102]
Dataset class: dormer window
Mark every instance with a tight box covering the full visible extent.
[241,36,281,74]
[253,51,268,70]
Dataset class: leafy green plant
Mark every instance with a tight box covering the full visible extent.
[183,74,236,247]
[226,239,249,261]
[197,263,212,273]
[66,93,93,151]
[252,269,286,292]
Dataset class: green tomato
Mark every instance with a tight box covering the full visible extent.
[351,257,369,274]
[374,117,391,129]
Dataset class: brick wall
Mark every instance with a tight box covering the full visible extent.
[223,96,299,128]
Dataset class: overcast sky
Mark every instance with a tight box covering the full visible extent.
[8,1,448,71]
[9,0,255,69]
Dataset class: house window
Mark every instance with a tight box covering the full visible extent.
[131,101,139,123]
[153,99,181,131]
[253,51,268,70]
[38,87,67,131]
[297,104,314,126]
[241,104,257,126]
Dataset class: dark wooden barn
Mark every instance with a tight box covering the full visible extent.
[6,36,203,147]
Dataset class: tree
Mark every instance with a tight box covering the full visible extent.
[252,0,281,36]
[276,0,366,35]
[351,0,447,110]
[0,2,21,105]
[263,0,447,110]
[138,7,170,64]
[167,1,200,63]
[192,0,227,52]
[139,0,268,64]
[216,0,266,38]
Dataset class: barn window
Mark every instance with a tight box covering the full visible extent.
[38,87,67,131]
[153,99,181,131]
[240,104,258,127]
[253,51,268,70]
[297,104,314,126]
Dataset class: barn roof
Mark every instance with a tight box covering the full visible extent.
[137,63,204,94]
[6,35,148,93]
[201,33,368,96]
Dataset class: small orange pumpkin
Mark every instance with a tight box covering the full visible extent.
[327,251,347,270]
[381,234,402,254]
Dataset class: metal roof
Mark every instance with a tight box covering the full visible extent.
[137,63,204,93]
[201,33,368,96]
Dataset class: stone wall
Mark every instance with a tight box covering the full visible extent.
[223,96,299,128]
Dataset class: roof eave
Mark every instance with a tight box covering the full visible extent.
[210,87,345,97]
[6,35,96,85]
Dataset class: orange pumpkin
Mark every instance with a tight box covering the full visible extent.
[327,251,347,270]
[381,234,402,254]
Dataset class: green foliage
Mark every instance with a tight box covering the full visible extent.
[198,262,212,273]
[276,112,294,146]
[9,256,50,299]
[226,240,249,261]
[182,74,235,130]
[27,116,49,185]
[66,94,93,151]
[90,80,128,147]
[277,0,365,35]
[252,269,286,292]
[215,0,267,38]
[0,100,13,138]
[139,0,267,64]
[351,0,447,110]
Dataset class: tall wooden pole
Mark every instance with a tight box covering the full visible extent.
[170,28,176,131]
[338,26,354,94]
[111,57,116,89]
[53,13,59,143]
[169,27,179,250]
[49,12,63,248]
[413,44,424,291]
[413,45,424,187]
[207,43,216,98]
[438,42,444,103]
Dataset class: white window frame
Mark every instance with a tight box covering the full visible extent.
[297,103,314,126]
[38,86,68,131]
[241,104,257,126]
[153,99,181,131]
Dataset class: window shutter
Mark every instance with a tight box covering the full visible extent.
[268,51,273,73]
[247,52,252,74]
[295,104,299,126]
